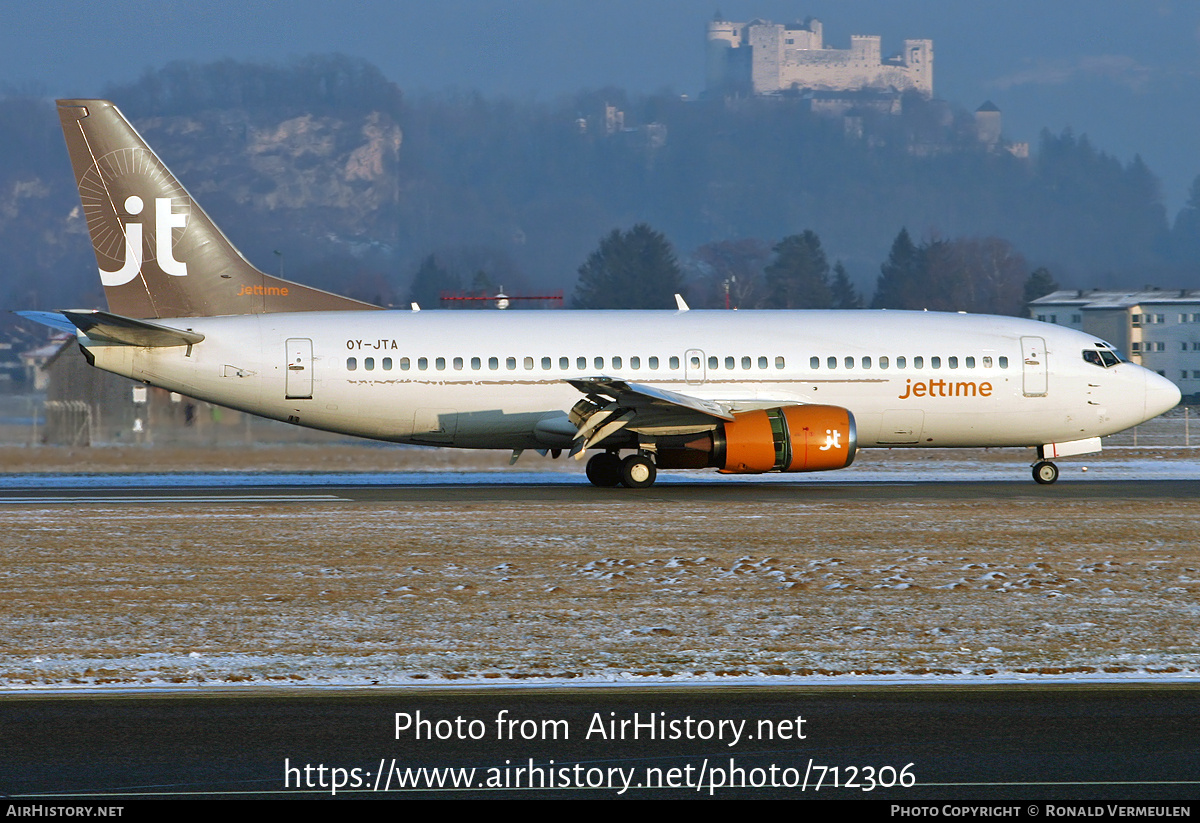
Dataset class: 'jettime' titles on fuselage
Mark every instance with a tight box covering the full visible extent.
[898,379,993,399]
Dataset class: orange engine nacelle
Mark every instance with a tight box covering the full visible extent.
[715,405,856,474]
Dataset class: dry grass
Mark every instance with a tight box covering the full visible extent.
[2,497,1197,686]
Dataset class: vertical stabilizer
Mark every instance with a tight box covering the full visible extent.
[57,99,381,318]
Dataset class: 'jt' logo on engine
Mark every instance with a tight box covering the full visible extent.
[819,429,842,451]
[99,195,188,286]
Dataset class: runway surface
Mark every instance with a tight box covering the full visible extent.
[3,476,1200,505]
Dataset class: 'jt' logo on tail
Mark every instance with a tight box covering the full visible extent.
[100,195,188,287]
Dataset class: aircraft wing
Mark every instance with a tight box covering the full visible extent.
[565,376,750,456]
[566,376,736,421]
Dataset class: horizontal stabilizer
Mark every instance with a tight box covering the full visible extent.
[19,309,204,347]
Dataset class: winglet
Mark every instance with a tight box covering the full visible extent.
[675,294,690,312]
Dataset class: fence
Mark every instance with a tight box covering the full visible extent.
[1103,409,1198,448]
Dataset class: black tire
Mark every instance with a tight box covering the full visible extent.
[585,452,622,487]
[619,454,657,489]
[1032,461,1059,485]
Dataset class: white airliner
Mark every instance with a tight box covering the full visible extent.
[21,100,1181,488]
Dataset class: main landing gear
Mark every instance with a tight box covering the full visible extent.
[585,451,658,488]
[1032,460,1059,485]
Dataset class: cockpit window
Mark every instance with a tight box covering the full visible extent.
[1083,348,1122,368]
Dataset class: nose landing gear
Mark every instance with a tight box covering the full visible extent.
[1032,460,1059,484]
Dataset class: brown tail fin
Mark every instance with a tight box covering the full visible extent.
[57,99,381,318]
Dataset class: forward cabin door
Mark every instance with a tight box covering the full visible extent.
[1020,336,1048,397]
[285,338,313,399]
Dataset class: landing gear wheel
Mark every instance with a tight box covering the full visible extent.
[620,454,657,489]
[585,452,622,487]
[1032,461,1059,485]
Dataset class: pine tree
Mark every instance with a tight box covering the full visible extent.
[830,262,861,309]
[872,228,923,309]
[1171,175,1200,266]
[762,230,832,309]
[406,254,460,309]
[1023,267,1059,317]
[573,224,683,309]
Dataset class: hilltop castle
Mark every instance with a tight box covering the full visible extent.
[706,14,933,98]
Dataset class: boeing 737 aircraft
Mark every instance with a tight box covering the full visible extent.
[20,100,1181,487]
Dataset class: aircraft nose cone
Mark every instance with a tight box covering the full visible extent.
[1144,369,1181,420]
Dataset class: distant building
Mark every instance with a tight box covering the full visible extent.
[706,14,933,98]
[974,101,1029,158]
[1030,288,1200,400]
[975,101,1002,147]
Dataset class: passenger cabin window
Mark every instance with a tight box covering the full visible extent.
[649,356,659,369]
[631,356,641,369]
[401,357,411,370]
[862,356,871,369]
[999,356,1009,368]
[612,356,622,369]
[453,357,463,370]
[811,356,820,369]
[775,356,785,369]
[418,357,429,371]
[489,357,499,370]
[365,357,375,370]
[670,356,680,369]
[879,356,889,369]
[758,356,768,369]
[913,356,924,369]
[436,357,446,371]
[347,357,357,371]
[383,358,392,370]
[471,357,481,370]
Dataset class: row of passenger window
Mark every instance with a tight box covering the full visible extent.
[345,353,1010,372]
[808,355,1009,370]
[345,354,786,372]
